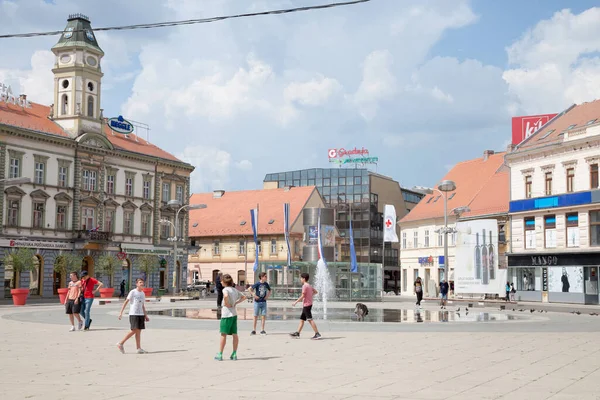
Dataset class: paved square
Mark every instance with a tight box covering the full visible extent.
[1,299,600,399]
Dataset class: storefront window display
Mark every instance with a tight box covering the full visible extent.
[548,266,583,293]
[516,268,536,291]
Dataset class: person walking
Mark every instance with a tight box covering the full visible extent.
[250,272,271,335]
[80,270,103,331]
[64,271,83,331]
[117,278,150,354]
[414,277,423,307]
[505,282,511,302]
[216,272,224,308]
[510,283,516,302]
[289,273,321,340]
[214,274,246,361]
[119,280,126,299]
[439,279,449,309]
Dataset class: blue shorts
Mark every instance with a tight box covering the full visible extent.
[254,301,267,317]
[441,293,448,299]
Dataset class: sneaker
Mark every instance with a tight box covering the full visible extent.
[260,331,267,335]
[230,353,238,361]
[250,331,256,335]
[136,349,148,354]
[289,332,300,338]
[78,321,83,330]
[69,326,75,332]
[214,353,223,361]
[311,333,322,340]
[117,343,124,354]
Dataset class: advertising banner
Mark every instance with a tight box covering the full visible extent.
[548,266,583,293]
[511,114,557,145]
[455,219,506,295]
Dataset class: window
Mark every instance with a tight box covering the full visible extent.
[176,185,183,204]
[545,172,552,196]
[161,217,171,238]
[402,232,407,249]
[104,209,115,232]
[591,164,599,189]
[9,157,20,179]
[323,178,330,186]
[213,241,220,255]
[239,240,245,254]
[162,183,170,202]
[544,215,556,248]
[451,231,456,246]
[61,94,68,115]
[87,95,93,117]
[178,217,184,239]
[590,211,600,247]
[525,175,532,198]
[81,207,95,230]
[32,202,44,228]
[143,180,151,200]
[125,176,133,197]
[142,213,151,236]
[7,199,19,226]
[437,231,443,247]
[270,239,277,254]
[56,205,67,230]
[58,166,68,187]
[525,217,536,249]
[124,212,133,234]
[566,212,579,247]
[257,240,262,253]
[106,174,115,195]
[566,168,575,193]
[34,162,45,185]
[354,176,362,185]
[424,230,430,247]
[82,170,97,191]
[413,231,418,248]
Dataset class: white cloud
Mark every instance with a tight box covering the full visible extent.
[352,50,397,120]
[284,75,342,106]
[177,145,235,192]
[0,50,54,105]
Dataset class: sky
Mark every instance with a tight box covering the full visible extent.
[1,0,600,193]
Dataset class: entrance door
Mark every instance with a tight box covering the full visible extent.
[425,268,431,296]
[584,266,599,305]
[53,271,62,295]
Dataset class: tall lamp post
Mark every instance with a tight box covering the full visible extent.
[161,200,207,294]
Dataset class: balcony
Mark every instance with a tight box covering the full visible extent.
[75,230,112,242]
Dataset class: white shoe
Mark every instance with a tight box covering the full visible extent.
[137,349,148,354]
[69,326,75,332]
[78,321,83,330]
[117,343,125,354]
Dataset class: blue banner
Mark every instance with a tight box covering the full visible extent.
[250,207,259,271]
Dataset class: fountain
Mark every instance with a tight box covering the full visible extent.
[314,258,334,319]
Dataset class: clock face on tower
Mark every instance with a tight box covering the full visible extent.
[63,27,74,39]
[85,30,94,41]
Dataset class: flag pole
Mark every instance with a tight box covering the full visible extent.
[349,202,352,302]
[256,203,260,281]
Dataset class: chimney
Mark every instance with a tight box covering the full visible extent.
[483,150,495,161]
[284,185,294,192]
[213,190,225,198]
[506,143,516,153]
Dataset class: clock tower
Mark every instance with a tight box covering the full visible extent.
[51,14,104,138]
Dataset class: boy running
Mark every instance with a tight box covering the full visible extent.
[290,273,321,340]
[215,274,246,361]
[117,278,150,354]
[64,271,83,331]
[250,272,271,335]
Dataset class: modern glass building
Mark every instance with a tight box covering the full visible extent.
[264,168,423,293]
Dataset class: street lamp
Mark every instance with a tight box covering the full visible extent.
[162,200,207,294]
[0,177,31,185]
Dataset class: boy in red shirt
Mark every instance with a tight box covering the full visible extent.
[80,271,103,330]
[289,273,321,340]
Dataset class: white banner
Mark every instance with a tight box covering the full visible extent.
[0,239,71,250]
[383,204,398,242]
[455,219,506,296]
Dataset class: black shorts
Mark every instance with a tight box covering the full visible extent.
[300,305,313,321]
[129,315,146,330]
[65,299,81,314]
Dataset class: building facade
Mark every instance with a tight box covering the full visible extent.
[0,15,194,298]
[506,99,600,304]
[399,150,509,297]
[263,168,414,293]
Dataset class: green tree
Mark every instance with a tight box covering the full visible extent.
[96,254,120,288]
[53,253,82,284]
[5,248,36,289]
[137,254,159,288]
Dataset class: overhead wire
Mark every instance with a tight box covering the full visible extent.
[0,0,371,39]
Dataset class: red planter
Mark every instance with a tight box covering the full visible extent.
[99,288,115,298]
[57,288,69,304]
[143,287,153,297]
[11,288,29,306]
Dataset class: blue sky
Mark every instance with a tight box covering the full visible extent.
[1,0,600,193]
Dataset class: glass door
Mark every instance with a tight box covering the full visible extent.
[584,266,599,305]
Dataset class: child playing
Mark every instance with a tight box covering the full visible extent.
[290,272,321,340]
[250,272,271,335]
[117,278,150,354]
[215,274,246,361]
[64,271,83,331]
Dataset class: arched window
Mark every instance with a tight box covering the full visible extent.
[87,96,94,117]
[237,270,246,287]
[61,94,68,115]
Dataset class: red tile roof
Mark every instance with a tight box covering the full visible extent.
[0,100,183,163]
[516,99,600,151]
[400,152,508,223]
[189,186,320,237]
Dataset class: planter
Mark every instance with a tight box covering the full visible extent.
[99,288,115,298]
[57,288,69,304]
[143,287,153,297]
[11,288,29,306]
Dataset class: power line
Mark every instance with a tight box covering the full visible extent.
[0,0,371,39]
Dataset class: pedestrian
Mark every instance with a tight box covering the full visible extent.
[215,274,246,361]
[414,277,423,307]
[439,279,449,309]
[119,280,126,298]
[216,272,224,308]
[250,272,271,335]
[510,283,516,302]
[505,281,511,302]
[79,270,103,331]
[64,271,83,331]
[117,278,150,354]
[289,272,321,340]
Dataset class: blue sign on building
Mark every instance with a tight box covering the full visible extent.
[510,192,592,213]
[107,115,134,134]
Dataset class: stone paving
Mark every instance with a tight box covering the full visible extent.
[1,298,600,400]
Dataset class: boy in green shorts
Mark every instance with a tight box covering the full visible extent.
[215,274,246,361]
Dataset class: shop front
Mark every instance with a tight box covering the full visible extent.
[508,252,600,304]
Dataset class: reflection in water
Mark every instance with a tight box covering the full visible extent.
[147,307,519,323]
